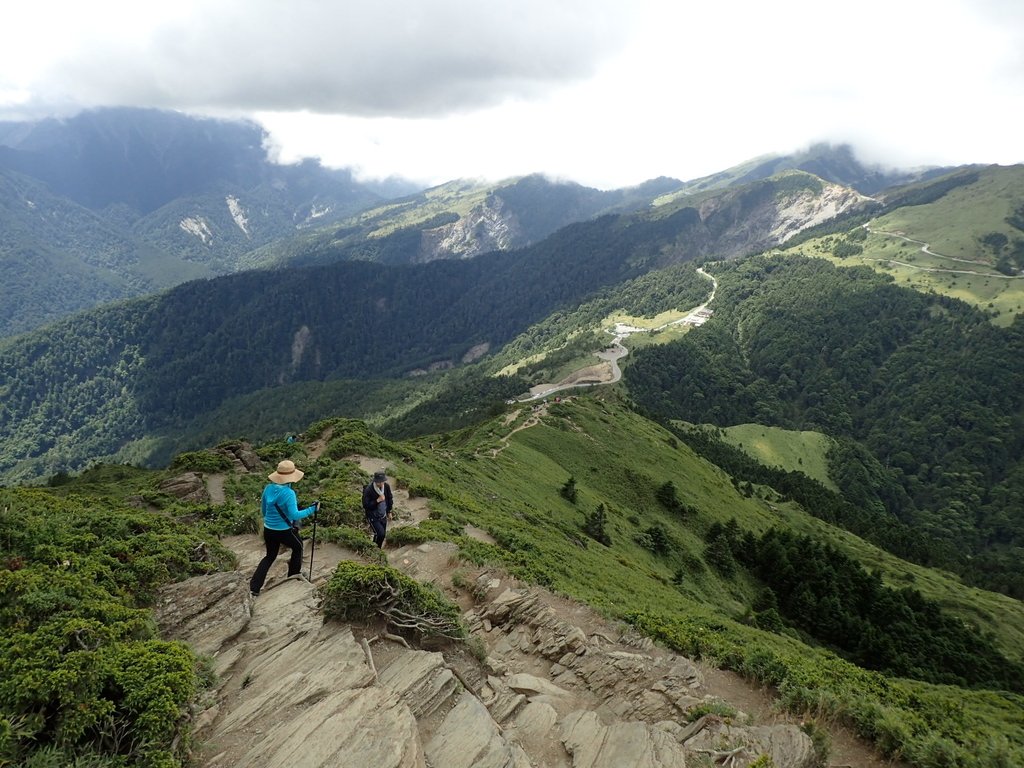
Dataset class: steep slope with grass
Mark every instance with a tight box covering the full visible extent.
[694,423,838,492]
[625,253,1024,598]
[261,173,686,269]
[4,404,1023,767]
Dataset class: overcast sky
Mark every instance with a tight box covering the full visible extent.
[1,0,1021,189]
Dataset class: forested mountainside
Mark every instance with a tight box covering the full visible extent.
[3,113,919,338]
[0,109,398,336]
[0,109,691,338]
[0,168,166,336]
[0,172,856,483]
[625,254,1024,597]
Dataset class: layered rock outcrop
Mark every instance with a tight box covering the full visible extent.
[156,540,818,768]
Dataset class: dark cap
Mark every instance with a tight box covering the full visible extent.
[373,471,387,482]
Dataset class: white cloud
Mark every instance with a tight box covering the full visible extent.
[2,0,1021,188]
[4,0,630,117]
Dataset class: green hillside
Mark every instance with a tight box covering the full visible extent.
[783,165,1024,325]
[0,169,213,336]
[253,173,686,270]
[2,169,811,485]
[652,142,950,204]
[625,254,1024,600]
[3,400,1023,767]
[696,423,838,491]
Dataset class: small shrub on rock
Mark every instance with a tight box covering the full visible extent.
[323,561,465,641]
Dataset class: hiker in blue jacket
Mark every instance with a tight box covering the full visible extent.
[362,470,393,548]
[249,459,318,597]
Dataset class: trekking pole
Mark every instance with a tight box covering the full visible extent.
[308,501,319,581]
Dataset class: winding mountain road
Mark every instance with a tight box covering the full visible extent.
[519,267,718,401]
[864,225,1024,278]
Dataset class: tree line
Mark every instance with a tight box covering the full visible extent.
[626,254,1024,598]
[706,521,1024,691]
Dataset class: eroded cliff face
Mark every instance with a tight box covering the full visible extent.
[771,183,869,243]
[415,175,870,267]
[157,537,818,768]
[417,195,525,262]
[693,180,872,261]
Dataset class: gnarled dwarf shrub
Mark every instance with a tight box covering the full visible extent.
[323,561,465,642]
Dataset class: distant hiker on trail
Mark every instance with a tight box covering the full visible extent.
[362,470,393,548]
[249,459,318,597]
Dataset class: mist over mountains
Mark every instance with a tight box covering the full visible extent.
[3,106,1024,768]
[0,109,406,335]
[3,108,1007,486]
[0,108,953,338]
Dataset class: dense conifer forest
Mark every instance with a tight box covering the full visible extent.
[626,255,1024,597]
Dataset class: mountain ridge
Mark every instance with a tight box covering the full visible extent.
[0,170,869,483]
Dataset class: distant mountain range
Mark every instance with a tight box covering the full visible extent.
[4,107,1024,768]
[0,109,406,335]
[659,142,953,200]
[7,106,1016,495]
[0,109,955,337]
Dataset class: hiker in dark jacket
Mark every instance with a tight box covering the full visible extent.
[362,470,394,548]
[249,459,318,596]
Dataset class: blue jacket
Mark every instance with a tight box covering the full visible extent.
[262,483,317,531]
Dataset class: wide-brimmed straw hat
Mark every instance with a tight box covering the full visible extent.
[269,459,304,484]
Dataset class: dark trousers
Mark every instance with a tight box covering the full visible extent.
[250,527,303,594]
[368,514,388,548]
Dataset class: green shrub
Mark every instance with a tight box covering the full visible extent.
[684,699,738,722]
[583,503,611,546]
[314,490,363,528]
[198,501,260,536]
[386,518,463,548]
[315,525,382,559]
[455,538,505,566]
[800,719,831,767]
[322,561,465,641]
[0,489,229,766]
[168,451,231,474]
[323,419,399,461]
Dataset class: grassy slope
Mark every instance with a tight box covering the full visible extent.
[877,166,1024,260]
[351,179,495,238]
[398,395,1024,763]
[382,394,1024,662]
[783,165,1024,325]
[41,393,1024,765]
[710,423,837,492]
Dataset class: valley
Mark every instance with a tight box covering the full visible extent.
[519,267,718,401]
[1,112,1023,768]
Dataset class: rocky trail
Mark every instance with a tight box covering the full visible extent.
[160,534,823,768]
[148,443,903,767]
